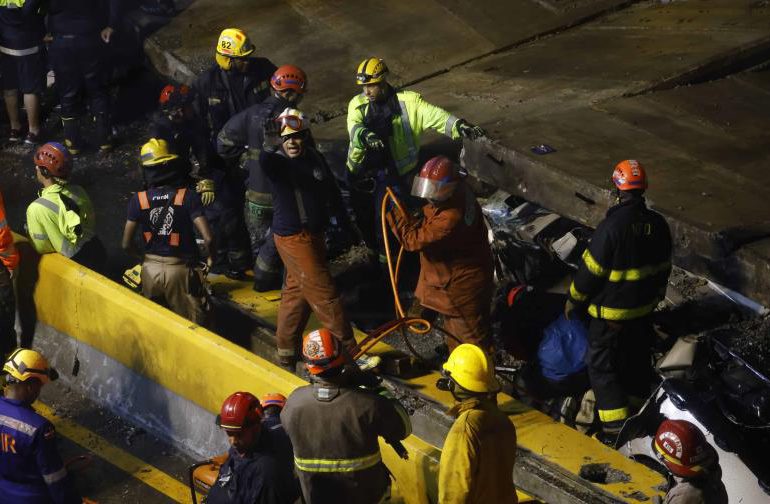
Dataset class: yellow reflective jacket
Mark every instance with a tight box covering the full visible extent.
[346,90,461,175]
[439,397,518,504]
[26,183,96,257]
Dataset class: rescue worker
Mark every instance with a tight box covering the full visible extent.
[260,393,287,432]
[47,0,121,153]
[193,28,276,279]
[216,65,307,291]
[206,392,299,504]
[653,419,727,504]
[150,84,217,207]
[121,138,214,325]
[347,58,485,258]
[26,142,106,271]
[0,0,45,143]
[564,160,672,443]
[0,188,19,358]
[386,155,494,351]
[437,344,517,504]
[260,108,356,369]
[0,348,81,503]
[281,328,412,504]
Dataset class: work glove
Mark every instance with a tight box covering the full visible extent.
[196,179,216,206]
[457,119,486,140]
[363,130,385,151]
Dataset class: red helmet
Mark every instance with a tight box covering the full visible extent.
[411,155,460,202]
[34,142,72,178]
[271,65,307,94]
[302,328,345,376]
[654,419,716,478]
[260,393,287,410]
[612,159,647,192]
[216,392,263,431]
[158,84,192,110]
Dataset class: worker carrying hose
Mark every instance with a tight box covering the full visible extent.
[346,58,485,261]
[280,328,412,504]
[385,155,494,352]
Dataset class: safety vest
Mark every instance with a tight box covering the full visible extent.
[346,90,461,175]
[26,184,95,258]
[137,188,187,247]
[0,190,20,270]
[0,0,26,8]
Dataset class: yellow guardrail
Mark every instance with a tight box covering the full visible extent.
[22,237,665,503]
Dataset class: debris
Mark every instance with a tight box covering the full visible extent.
[579,463,631,484]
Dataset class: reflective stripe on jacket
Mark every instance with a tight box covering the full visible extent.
[568,197,672,321]
[25,183,96,257]
[439,397,518,504]
[346,90,460,175]
[280,383,411,504]
[0,190,20,270]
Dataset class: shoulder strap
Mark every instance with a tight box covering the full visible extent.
[138,191,150,210]
[173,188,187,206]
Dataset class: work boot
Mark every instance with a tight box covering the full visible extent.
[61,116,82,155]
[278,355,297,373]
[594,420,624,448]
[93,113,113,152]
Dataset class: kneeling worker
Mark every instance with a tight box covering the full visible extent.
[1,349,81,503]
[437,344,517,504]
[386,155,494,351]
[281,328,412,504]
[26,142,106,271]
[207,392,299,504]
[122,139,215,325]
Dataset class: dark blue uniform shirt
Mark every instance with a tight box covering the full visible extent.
[0,397,80,504]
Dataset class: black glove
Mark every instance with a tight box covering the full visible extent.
[262,117,283,152]
[457,119,486,140]
[363,130,385,150]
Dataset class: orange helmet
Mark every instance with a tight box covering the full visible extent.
[654,419,716,478]
[271,65,307,94]
[612,159,647,192]
[411,155,460,202]
[302,328,345,375]
[34,142,72,178]
[216,392,263,431]
[260,393,287,411]
[158,84,192,110]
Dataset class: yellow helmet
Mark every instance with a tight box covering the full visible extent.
[442,344,499,393]
[140,138,178,166]
[3,349,58,385]
[356,58,389,85]
[276,107,309,136]
[216,28,255,70]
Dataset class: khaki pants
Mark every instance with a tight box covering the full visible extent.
[142,255,207,326]
[274,231,354,359]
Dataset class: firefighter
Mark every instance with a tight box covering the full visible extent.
[346,57,485,259]
[216,65,307,292]
[260,108,356,369]
[0,348,81,503]
[150,84,217,207]
[280,328,412,504]
[0,0,46,144]
[207,392,300,504]
[47,0,121,153]
[26,142,106,271]
[121,138,214,325]
[193,28,276,279]
[386,155,494,351]
[0,189,19,358]
[437,344,517,504]
[653,419,727,504]
[260,393,287,432]
[564,160,672,443]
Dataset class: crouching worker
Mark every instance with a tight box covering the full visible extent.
[207,392,300,504]
[386,156,494,351]
[437,344,517,504]
[260,109,358,369]
[26,142,106,271]
[1,349,81,503]
[653,419,727,504]
[281,329,412,504]
[122,139,214,326]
